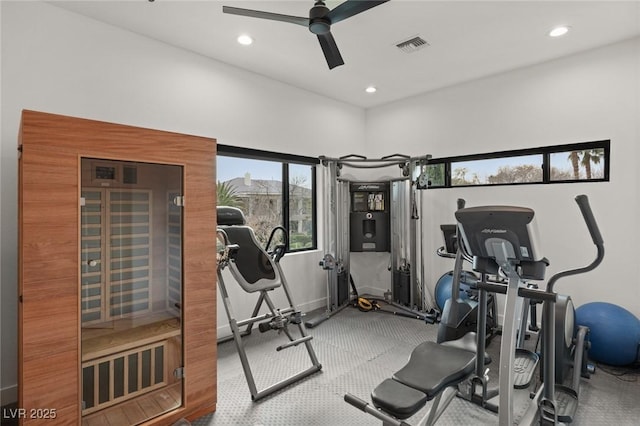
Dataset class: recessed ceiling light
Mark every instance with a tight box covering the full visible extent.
[237,34,253,46]
[365,86,377,94]
[549,26,570,37]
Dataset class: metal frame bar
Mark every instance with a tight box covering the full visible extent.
[305,161,348,328]
[216,235,322,401]
[217,271,322,400]
[494,245,526,426]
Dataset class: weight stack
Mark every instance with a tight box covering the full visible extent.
[393,269,411,305]
[338,270,349,306]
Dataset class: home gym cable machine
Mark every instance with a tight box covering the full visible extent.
[305,154,436,328]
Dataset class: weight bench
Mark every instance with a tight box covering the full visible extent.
[345,332,477,425]
[216,206,322,401]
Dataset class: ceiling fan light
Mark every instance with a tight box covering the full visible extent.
[237,34,253,45]
[365,86,377,94]
[548,26,570,37]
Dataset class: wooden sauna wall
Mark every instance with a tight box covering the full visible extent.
[18,110,217,424]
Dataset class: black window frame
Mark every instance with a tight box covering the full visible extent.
[217,144,319,253]
[426,140,609,189]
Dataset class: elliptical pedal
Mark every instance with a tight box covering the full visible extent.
[554,385,579,423]
[513,349,539,389]
[539,385,579,424]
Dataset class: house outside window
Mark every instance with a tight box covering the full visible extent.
[217,148,317,252]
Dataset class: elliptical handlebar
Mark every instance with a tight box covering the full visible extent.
[547,194,605,292]
[436,244,474,264]
[436,246,456,259]
[575,194,604,246]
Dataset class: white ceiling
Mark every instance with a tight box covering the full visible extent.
[50,0,640,108]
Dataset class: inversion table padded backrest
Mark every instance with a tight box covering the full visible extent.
[218,206,282,293]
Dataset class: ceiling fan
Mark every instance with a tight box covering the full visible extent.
[222,0,390,70]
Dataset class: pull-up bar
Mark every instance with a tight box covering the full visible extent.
[319,154,432,170]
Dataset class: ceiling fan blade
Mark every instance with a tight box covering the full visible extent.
[223,6,309,27]
[317,32,344,70]
[326,0,389,25]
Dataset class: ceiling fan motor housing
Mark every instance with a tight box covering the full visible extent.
[309,2,331,35]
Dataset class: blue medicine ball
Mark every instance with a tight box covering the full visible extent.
[575,302,640,366]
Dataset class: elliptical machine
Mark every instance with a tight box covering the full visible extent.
[343,195,602,426]
[456,195,604,424]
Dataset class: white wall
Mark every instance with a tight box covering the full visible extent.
[366,37,640,320]
[0,1,365,404]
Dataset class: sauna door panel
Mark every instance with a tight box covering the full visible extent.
[80,159,184,421]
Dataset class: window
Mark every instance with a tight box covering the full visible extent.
[451,155,542,186]
[217,156,283,244]
[426,140,609,189]
[288,164,315,250]
[425,163,446,187]
[550,148,606,181]
[217,145,318,252]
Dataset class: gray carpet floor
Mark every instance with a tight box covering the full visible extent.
[194,306,640,425]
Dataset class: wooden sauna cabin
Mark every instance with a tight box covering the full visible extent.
[18,110,217,424]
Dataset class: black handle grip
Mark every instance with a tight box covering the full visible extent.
[457,198,466,209]
[575,195,604,246]
[380,153,410,160]
[476,280,508,295]
[258,321,272,333]
[344,393,368,411]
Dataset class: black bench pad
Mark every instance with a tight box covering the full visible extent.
[370,334,477,420]
[393,341,476,399]
[371,378,429,420]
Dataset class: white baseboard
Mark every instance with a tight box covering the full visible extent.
[299,297,329,314]
[1,384,18,406]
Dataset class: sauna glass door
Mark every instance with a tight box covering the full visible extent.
[80,158,183,423]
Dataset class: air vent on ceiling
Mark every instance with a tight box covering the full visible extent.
[396,36,429,53]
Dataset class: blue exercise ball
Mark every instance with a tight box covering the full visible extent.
[434,271,477,311]
[575,302,640,366]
